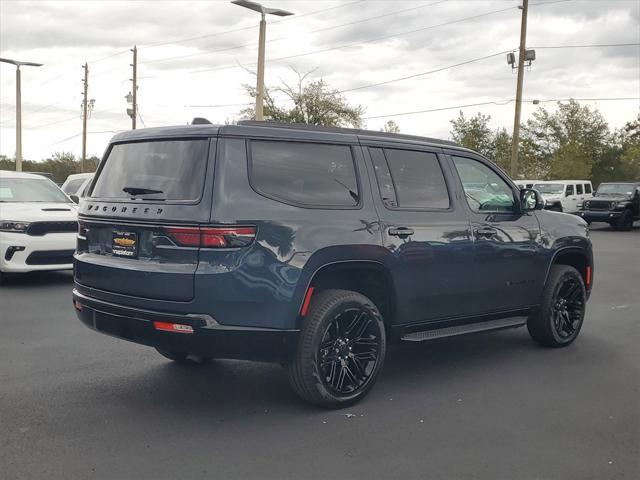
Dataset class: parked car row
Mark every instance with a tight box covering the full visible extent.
[515,178,639,230]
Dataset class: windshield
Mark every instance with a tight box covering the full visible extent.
[597,184,635,195]
[0,177,70,203]
[534,183,564,194]
[91,139,209,201]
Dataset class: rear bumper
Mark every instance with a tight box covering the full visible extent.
[577,210,621,222]
[73,288,299,363]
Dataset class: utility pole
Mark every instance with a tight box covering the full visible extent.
[510,0,529,179]
[131,46,137,129]
[0,58,43,171]
[81,63,89,173]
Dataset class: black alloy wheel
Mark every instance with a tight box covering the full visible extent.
[318,307,382,395]
[550,276,585,340]
[287,289,386,408]
[527,265,586,347]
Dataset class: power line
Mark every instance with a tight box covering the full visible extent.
[363,97,640,120]
[186,6,518,75]
[141,1,448,65]
[141,0,366,49]
[43,130,117,149]
[340,50,514,94]
[532,42,640,49]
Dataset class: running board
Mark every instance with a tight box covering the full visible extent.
[401,317,526,342]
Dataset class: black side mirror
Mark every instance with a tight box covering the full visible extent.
[69,194,80,203]
[520,188,544,211]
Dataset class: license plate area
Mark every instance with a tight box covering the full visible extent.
[112,230,138,258]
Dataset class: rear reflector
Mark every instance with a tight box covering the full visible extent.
[153,321,194,334]
[73,299,82,311]
[163,226,256,248]
[300,287,315,317]
[586,266,592,286]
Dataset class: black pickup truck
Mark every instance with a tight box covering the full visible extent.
[579,182,640,230]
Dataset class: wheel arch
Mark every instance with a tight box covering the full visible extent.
[545,247,593,297]
[297,260,397,329]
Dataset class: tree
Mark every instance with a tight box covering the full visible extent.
[449,111,511,171]
[240,69,364,128]
[381,120,400,133]
[492,127,512,172]
[450,111,494,158]
[520,99,610,180]
[0,152,98,184]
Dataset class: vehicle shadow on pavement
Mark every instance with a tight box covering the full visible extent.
[78,326,596,417]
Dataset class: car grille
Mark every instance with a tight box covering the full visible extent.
[26,221,78,236]
[585,200,614,211]
[25,249,75,265]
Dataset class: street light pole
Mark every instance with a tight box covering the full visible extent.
[256,13,267,120]
[0,57,43,171]
[16,66,22,171]
[231,0,294,121]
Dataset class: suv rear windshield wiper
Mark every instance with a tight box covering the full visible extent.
[122,187,164,197]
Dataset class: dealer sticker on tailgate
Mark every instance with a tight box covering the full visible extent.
[112,230,138,258]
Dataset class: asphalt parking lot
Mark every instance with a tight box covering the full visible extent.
[1,224,638,480]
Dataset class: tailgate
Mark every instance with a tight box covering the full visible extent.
[75,220,199,301]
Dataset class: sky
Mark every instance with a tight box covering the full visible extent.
[0,0,639,161]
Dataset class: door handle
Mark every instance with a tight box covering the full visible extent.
[388,227,414,238]
[475,226,497,238]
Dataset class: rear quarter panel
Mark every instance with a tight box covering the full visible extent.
[201,137,384,330]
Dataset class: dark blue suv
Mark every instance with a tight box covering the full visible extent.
[73,121,593,408]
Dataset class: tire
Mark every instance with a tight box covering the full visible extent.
[616,209,633,231]
[287,289,386,409]
[527,265,586,348]
[155,348,211,365]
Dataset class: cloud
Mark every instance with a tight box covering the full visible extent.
[0,0,638,160]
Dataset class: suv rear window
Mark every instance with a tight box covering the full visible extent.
[249,140,359,207]
[90,139,209,201]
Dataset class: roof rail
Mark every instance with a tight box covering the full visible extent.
[237,120,459,147]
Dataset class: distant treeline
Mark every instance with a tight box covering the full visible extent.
[0,152,99,184]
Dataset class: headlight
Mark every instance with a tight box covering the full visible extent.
[614,201,629,209]
[584,201,590,209]
[0,221,30,233]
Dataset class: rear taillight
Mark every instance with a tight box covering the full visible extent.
[163,226,256,248]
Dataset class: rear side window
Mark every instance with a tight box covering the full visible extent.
[584,184,592,194]
[371,148,449,209]
[576,184,583,195]
[63,178,86,194]
[91,139,209,201]
[249,141,359,207]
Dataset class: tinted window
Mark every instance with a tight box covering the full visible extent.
[452,156,515,212]
[584,184,592,194]
[0,177,70,203]
[380,149,449,209]
[369,148,397,208]
[576,184,583,195]
[566,184,574,196]
[63,178,86,194]
[91,140,209,201]
[250,141,359,207]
